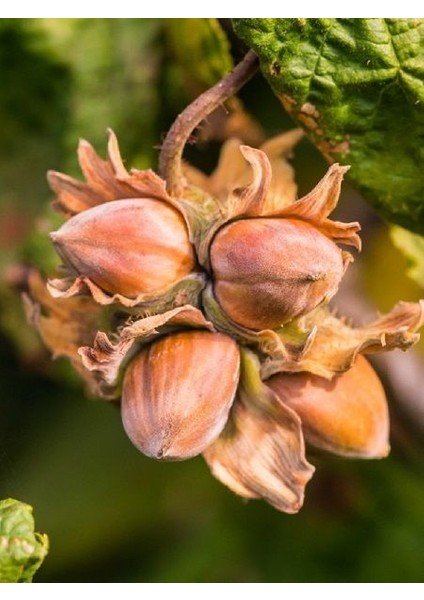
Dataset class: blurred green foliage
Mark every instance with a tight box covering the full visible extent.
[391,226,424,290]
[1,19,424,583]
[165,18,233,93]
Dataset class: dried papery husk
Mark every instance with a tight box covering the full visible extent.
[78,304,215,396]
[121,330,240,460]
[206,151,360,256]
[275,163,360,249]
[261,301,424,381]
[48,272,206,310]
[267,355,390,459]
[48,130,174,217]
[182,129,303,209]
[204,348,315,513]
[23,269,110,395]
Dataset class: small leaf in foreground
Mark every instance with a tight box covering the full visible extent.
[0,498,48,583]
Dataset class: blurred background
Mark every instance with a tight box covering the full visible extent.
[1,18,424,583]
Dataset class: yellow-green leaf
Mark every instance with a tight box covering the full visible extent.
[391,226,424,288]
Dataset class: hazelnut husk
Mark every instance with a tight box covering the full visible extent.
[22,55,424,517]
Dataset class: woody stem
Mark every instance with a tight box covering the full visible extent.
[158,50,259,197]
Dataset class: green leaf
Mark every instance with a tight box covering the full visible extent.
[233,19,424,234]
[0,498,48,583]
[165,19,233,92]
[391,225,424,288]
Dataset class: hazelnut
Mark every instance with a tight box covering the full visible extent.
[50,198,195,298]
[266,356,390,458]
[121,330,240,460]
[210,217,346,330]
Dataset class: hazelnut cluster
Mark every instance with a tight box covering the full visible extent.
[25,126,424,514]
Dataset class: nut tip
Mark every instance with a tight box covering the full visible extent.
[49,231,62,243]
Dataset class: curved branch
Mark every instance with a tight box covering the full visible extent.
[159,50,259,197]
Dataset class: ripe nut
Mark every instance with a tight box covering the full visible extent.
[266,356,390,458]
[50,198,195,298]
[210,217,346,330]
[121,330,240,460]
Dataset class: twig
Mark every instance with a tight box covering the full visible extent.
[158,50,259,197]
